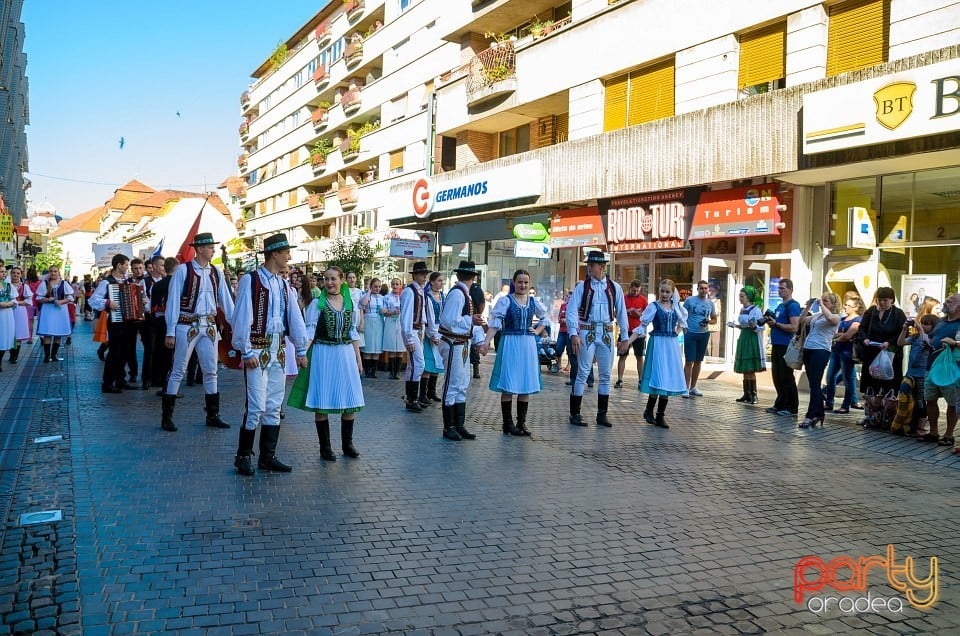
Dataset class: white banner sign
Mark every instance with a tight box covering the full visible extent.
[514,240,552,259]
[389,237,430,258]
[93,243,134,268]
[802,59,960,154]
[404,161,541,219]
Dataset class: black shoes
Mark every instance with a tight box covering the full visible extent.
[234,454,255,476]
[204,393,231,428]
[102,383,122,394]
[643,410,656,425]
[654,413,669,429]
[161,394,177,431]
[596,413,612,427]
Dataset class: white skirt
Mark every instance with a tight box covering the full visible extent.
[488,334,541,395]
[0,308,15,350]
[361,313,383,354]
[37,303,72,337]
[13,306,30,341]
[381,315,404,352]
[305,342,365,413]
[284,337,298,377]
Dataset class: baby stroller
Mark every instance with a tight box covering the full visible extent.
[535,325,560,374]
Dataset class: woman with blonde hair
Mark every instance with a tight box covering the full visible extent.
[799,292,841,428]
[381,277,405,379]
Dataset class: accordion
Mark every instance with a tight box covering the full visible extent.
[108,282,145,322]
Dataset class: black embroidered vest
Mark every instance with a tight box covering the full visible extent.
[578,277,616,323]
[313,299,354,344]
[406,282,424,329]
[179,262,220,314]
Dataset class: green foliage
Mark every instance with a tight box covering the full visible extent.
[34,238,64,273]
[316,100,332,110]
[310,137,334,157]
[269,41,288,69]
[324,234,378,278]
[484,64,512,82]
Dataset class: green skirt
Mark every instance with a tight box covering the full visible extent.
[733,329,765,374]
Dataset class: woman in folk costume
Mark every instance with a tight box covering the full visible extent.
[35,265,74,363]
[359,277,384,378]
[422,271,445,402]
[346,271,366,351]
[0,263,16,370]
[620,279,688,428]
[289,266,364,461]
[381,277,405,378]
[6,266,33,364]
[480,269,548,436]
[25,267,41,342]
[730,286,767,405]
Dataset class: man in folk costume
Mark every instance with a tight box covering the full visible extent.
[400,261,431,413]
[138,254,165,390]
[231,234,308,476]
[161,232,236,432]
[438,261,486,441]
[566,250,630,427]
[88,254,142,393]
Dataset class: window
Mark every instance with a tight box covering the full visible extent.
[308,58,318,76]
[294,69,303,89]
[604,57,675,131]
[421,80,433,110]
[289,149,299,168]
[498,124,530,158]
[289,190,298,207]
[321,39,344,67]
[554,113,569,144]
[390,94,407,122]
[389,149,404,175]
[827,0,889,76]
[440,136,456,172]
[738,22,786,93]
[400,0,411,11]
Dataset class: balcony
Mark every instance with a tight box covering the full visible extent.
[344,0,365,22]
[308,194,324,218]
[337,185,359,209]
[313,66,330,90]
[340,88,362,115]
[310,153,328,174]
[344,39,363,67]
[339,137,360,164]
[240,90,250,110]
[466,41,517,107]
[312,106,330,130]
[239,122,249,139]
[315,21,331,47]
[238,154,249,170]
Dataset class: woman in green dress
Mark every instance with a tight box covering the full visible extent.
[729,286,766,404]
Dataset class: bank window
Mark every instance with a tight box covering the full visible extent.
[499,124,530,158]
[604,57,675,131]
[880,166,960,244]
[827,0,889,76]
[738,21,786,96]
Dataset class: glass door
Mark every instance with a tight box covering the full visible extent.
[701,257,737,364]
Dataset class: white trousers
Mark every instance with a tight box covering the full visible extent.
[404,335,425,382]
[573,327,614,397]
[242,338,285,431]
[166,322,219,395]
[439,338,471,405]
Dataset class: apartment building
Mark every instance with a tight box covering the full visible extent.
[238,0,459,271]
[385,0,960,365]
[0,0,30,224]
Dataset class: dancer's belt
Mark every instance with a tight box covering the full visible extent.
[578,322,614,332]
[178,313,218,342]
[439,329,470,344]
[178,313,217,326]
[578,322,614,347]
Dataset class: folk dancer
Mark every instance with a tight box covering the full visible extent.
[422,271,446,403]
[359,277,384,378]
[162,232,236,431]
[567,250,629,427]
[438,261,486,441]
[7,266,34,364]
[150,257,179,397]
[36,265,75,365]
[290,266,364,461]
[231,234,308,474]
[400,262,431,412]
[480,269,548,436]
[0,264,14,369]
[88,255,142,389]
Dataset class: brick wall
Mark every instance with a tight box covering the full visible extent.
[456,130,495,166]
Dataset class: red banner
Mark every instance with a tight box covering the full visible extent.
[549,207,605,248]
[691,185,781,239]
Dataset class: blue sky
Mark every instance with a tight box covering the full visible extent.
[23,0,325,218]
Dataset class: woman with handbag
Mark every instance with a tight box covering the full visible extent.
[857,287,906,425]
[729,286,765,404]
[798,293,840,428]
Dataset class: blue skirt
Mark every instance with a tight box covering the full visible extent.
[488,334,542,395]
[424,338,444,374]
[640,335,687,396]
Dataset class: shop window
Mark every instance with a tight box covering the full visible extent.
[910,246,960,303]
[738,22,786,96]
[498,124,530,157]
[912,166,960,242]
[829,177,878,247]
[604,58,676,132]
[827,0,889,76]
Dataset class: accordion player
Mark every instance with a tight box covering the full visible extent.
[108,282,146,322]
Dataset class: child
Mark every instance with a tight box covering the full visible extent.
[896,313,938,436]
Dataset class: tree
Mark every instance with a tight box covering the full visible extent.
[324,234,379,278]
[34,238,65,273]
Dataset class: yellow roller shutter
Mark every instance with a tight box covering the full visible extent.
[738,22,786,90]
[603,73,629,132]
[627,58,675,126]
[554,112,569,143]
[827,0,889,76]
[289,190,298,207]
[389,149,403,172]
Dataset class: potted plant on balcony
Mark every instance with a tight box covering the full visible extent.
[343,129,362,161]
[309,138,334,167]
[529,15,554,39]
[307,193,323,210]
[312,101,332,125]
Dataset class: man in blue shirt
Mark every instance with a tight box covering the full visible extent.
[682,280,717,396]
[765,279,802,416]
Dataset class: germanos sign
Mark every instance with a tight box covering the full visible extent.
[408,161,541,219]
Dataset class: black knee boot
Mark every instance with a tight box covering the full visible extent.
[204,393,231,428]
[442,404,461,441]
[316,419,336,460]
[501,400,520,435]
[655,396,670,428]
[569,395,585,426]
[259,425,292,472]
[8,346,19,364]
[234,427,256,475]
[43,342,52,363]
[51,341,62,362]
[161,394,177,431]
[596,394,612,427]
[405,381,423,412]
[516,400,531,436]
[748,379,759,404]
[736,379,750,402]
[427,374,441,401]
[342,419,359,458]
[391,357,401,379]
[454,403,475,439]
[644,395,657,425]
[418,377,431,408]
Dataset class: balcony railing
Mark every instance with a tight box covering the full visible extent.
[340,88,361,114]
[315,21,331,45]
[312,108,329,128]
[238,154,249,168]
[344,39,363,65]
[337,185,359,208]
[308,194,323,210]
[310,153,327,172]
[467,42,516,97]
[240,91,250,107]
[344,0,364,21]
[313,66,329,88]
[239,122,249,137]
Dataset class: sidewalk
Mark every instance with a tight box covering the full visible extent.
[1,322,958,635]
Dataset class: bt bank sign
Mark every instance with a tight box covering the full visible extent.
[408,161,541,220]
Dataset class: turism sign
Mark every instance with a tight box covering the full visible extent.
[600,190,691,252]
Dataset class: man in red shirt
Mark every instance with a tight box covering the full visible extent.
[616,280,648,389]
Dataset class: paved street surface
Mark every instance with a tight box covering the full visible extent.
[2,321,959,635]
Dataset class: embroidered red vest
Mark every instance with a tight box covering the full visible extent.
[406,282,424,329]
[179,262,221,314]
[249,272,288,348]
[578,277,616,323]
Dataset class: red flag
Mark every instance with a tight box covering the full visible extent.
[176,208,204,263]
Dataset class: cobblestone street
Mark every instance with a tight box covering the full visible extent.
[1,322,959,635]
